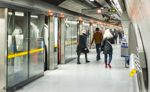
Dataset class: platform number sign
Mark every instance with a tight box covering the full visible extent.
[97,9,101,14]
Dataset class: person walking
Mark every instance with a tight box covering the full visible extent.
[90,28,103,61]
[113,29,118,44]
[76,30,90,64]
[101,29,113,68]
[110,29,115,44]
[119,30,122,44]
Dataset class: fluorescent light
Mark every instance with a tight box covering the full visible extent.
[83,22,90,26]
[31,15,38,18]
[15,12,24,16]
[90,0,94,1]
[65,21,78,24]
[8,12,12,15]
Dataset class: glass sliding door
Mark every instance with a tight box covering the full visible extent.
[71,21,77,58]
[29,13,44,77]
[7,9,44,91]
[7,9,28,87]
[65,19,72,60]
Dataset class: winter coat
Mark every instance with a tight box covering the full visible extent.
[101,38,113,54]
[91,32,103,45]
[76,34,89,55]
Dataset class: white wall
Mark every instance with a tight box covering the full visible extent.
[125,0,150,91]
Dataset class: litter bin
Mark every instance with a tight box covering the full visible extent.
[121,41,129,67]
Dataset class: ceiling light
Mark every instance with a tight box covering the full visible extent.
[31,15,38,18]
[15,12,24,16]
[90,0,95,1]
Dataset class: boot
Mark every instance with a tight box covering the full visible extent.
[77,61,81,64]
[86,60,90,63]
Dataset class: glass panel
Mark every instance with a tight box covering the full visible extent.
[71,21,77,58]
[29,13,44,77]
[7,9,28,87]
[65,20,72,60]
[54,17,58,68]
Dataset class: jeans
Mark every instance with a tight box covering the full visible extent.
[78,53,87,63]
[119,37,122,43]
[96,44,101,59]
[104,54,112,65]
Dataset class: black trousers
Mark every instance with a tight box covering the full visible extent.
[114,38,117,44]
[77,53,87,63]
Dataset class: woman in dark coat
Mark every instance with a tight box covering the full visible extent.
[101,29,113,68]
[76,30,90,64]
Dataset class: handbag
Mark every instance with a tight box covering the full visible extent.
[100,44,104,51]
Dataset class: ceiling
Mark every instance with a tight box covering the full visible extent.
[41,0,121,25]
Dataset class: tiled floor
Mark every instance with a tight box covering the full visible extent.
[16,45,131,92]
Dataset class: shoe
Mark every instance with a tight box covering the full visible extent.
[105,65,107,68]
[96,57,100,61]
[77,62,81,64]
[86,61,90,63]
[108,63,111,68]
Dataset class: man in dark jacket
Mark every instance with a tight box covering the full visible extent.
[110,29,115,44]
[113,29,118,44]
[90,28,103,61]
[76,30,90,64]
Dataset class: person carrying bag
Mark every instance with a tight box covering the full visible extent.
[101,29,114,68]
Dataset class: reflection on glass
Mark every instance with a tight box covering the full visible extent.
[65,20,72,60]
[15,35,23,51]
[71,22,77,58]
[7,10,28,87]
[29,14,44,78]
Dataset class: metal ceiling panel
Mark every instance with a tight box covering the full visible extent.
[41,0,65,6]
[58,0,88,13]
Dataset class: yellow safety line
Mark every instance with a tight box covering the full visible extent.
[54,45,57,47]
[8,48,44,59]
[29,48,44,53]
[129,69,136,77]
[8,38,89,59]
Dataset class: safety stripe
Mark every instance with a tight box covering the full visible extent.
[8,48,44,59]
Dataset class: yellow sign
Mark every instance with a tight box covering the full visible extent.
[108,9,116,12]
[129,69,136,77]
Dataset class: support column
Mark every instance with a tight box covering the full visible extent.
[0,8,7,91]
[60,17,65,64]
[89,23,93,49]
[48,16,55,70]
[79,21,83,35]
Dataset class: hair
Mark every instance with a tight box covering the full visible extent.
[96,28,99,31]
[103,29,113,39]
[82,29,86,34]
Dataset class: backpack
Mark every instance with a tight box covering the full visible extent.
[113,31,118,38]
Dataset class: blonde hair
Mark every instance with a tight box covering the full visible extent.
[104,29,113,39]
[82,29,86,34]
